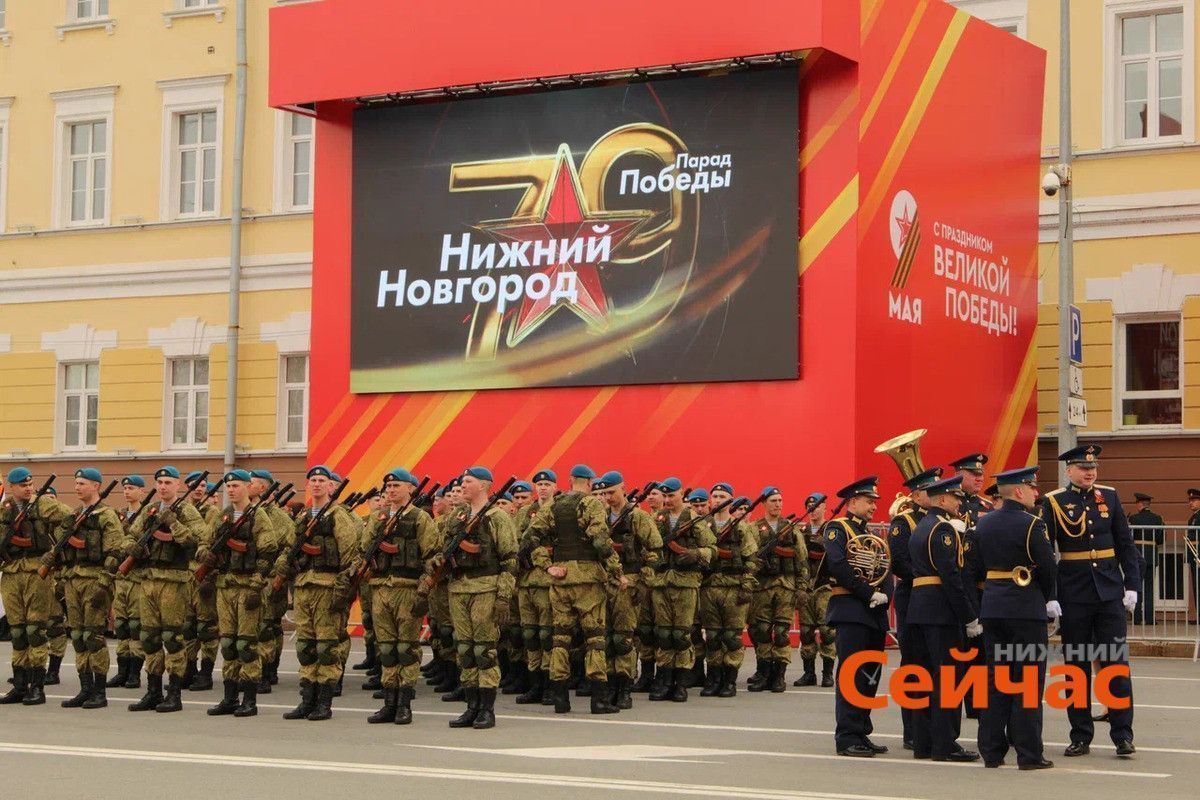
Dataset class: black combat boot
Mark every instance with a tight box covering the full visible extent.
[747,660,773,692]
[746,653,765,689]
[208,680,240,716]
[258,672,272,695]
[0,667,27,704]
[61,671,93,708]
[45,654,63,686]
[123,656,142,689]
[181,658,196,690]
[515,669,544,704]
[448,686,480,728]
[567,653,583,691]
[539,671,554,706]
[156,673,184,712]
[420,657,438,678]
[590,679,619,714]
[670,666,689,702]
[631,659,655,693]
[498,658,513,692]
[269,651,282,685]
[395,686,414,725]
[794,658,817,686]
[700,662,721,697]
[333,669,344,697]
[307,682,334,721]
[820,657,836,687]
[424,658,446,686]
[717,664,738,698]
[435,661,459,694]
[234,681,258,717]
[503,661,528,695]
[81,672,107,708]
[362,671,383,691]
[283,680,315,719]
[648,667,673,701]
[574,661,591,697]
[613,675,633,709]
[128,673,163,711]
[551,680,571,714]
[352,642,378,671]
[473,687,497,729]
[770,661,788,693]
[190,658,214,692]
[368,687,398,723]
[106,655,130,688]
[684,658,705,689]
[22,667,46,705]
[440,663,465,702]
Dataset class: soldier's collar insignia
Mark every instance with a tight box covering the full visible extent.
[943,534,954,546]
[827,531,836,540]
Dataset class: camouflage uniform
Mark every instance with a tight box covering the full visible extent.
[748,515,809,690]
[187,500,221,687]
[700,515,758,694]
[515,499,553,695]
[111,506,147,689]
[257,501,294,689]
[427,511,458,688]
[0,493,71,703]
[798,520,836,672]
[649,508,716,701]
[605,502,660,704]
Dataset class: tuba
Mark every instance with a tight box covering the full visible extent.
[875,429,927,517]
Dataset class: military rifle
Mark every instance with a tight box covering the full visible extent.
[270,477,350,591]
[38,479,119,579]
[0,475,57,561]
[352,476,430,593]
[194,480,280,582]
[424,476,516,589]
[662,496,734,555]
[116,472,209,576]
[753,512,809,561]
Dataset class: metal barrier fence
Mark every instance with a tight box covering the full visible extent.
[1127,526,1199,655]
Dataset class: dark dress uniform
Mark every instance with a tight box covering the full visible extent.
[1127,496,1161,624]
[977,483,1056,769]
[906,492,978,761]
[1187,492,1200,625]
[1039,445,1139,752]
[822,477,891,756]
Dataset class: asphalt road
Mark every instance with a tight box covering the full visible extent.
[1,643,1197,800]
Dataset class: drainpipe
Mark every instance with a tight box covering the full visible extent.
[224,0,247,477]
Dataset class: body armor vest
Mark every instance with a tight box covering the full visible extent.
[550,493,597,563]
[144,507,190,570]
[611,508,643,570]
[657,512,701,572]
[713,519,746,574]
[59,510,105,567]
[756,520,796,577]
[2,502,55,557]
[217,508,260,574]
[297,511,339,573]
[448,510,500,578]
[374,510,423,578]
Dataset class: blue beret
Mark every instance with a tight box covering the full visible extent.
[121,475,146,488]
[925,475,964,497]
[994,466,1039,486]
[75,467,102,483]
[46,487,57,496]
[1059,444,1101,465]
[761,485,781,499]
[307,465,333,480]
[6,467,32,484]
[250,469,274,482]
[435,486,447,498]
[949,453,989,472]
[511,481,533,494]
[710,482,733,496]
[500,492,514,502]
[154,466,181,480]
[384,468,418,486]
[330,472,343,483]
[464,465,493,482]
[804,492,827,510]
[903,467,943,491]
[686,489,709,502]
[570,464,595,480]
[592,471,623,490]
[531,469,557,484]
[730,495,751,511]
[658,477,682,493]
[225,469,253,483]
[206,482,218,493]
[186,471,205,483]
[835,476,880,500]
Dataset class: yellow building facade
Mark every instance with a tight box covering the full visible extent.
[0,0,312,484]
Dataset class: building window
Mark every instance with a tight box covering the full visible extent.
[64,120,107,225]
[169,357,209,446]
[175,110,217,217]
[1116,317,1182,427]
[1115,6,1188,143]
[949,1,1027,39]
[180,0,220,7]
[280,354,309,447]
[288,114,313,209]
[1,1,7,30]
[71,0,108,21]
[0,110,8,233]
[62,362,99,450]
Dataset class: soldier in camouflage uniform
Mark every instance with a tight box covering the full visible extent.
[250,470,290,694]
[123,466,207,713]
[523,464,624,714]
[274,465,362,721]
[796,492,838,688]
[631,482,665,693]
[108,475,148,691]
[700,487,758,698]
[198,470,277,718]
[499,482,533,697]
[356,491,388,693]
[44,488,70,689]
[361,468,440,725]
[428,478,463,699]
[648,477,716,703]
[594,471,660,710]
[0,467,71,705]
[186,473,221,691]
[514,470,556,706]
[419,466,517,730]
[747,486,809,693]
[44,468,124,709]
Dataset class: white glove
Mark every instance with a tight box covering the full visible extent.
[1123,590,1138,613]
[1046,600,1062,619]
[869,591,889,608]
[949,518,967,533]
[965,619,983,638]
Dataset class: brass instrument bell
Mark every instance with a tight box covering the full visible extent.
[874,428,927,482]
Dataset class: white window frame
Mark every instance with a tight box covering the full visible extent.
[69,0,109,22]
[63,120,109,227]
[0,98,10,233]
[0,1,7,34]
[166,356,211,450]
[278,353,310,449]
[273,110,315,212]
[1113,313,1184,430]
[1104,0,1196,150]
[50,86,116,229]
[163,0,225,27]
[58,361,100,452]
[949,0,1027,38]
[157,75,228,221]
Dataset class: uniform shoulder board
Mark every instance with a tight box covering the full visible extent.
[1094,484,1116,491]
[899,511,915,525]
[1044,488,1065,497]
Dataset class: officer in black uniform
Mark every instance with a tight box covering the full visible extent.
[949,453,990,721]
[976,466,1056,770]
[1040,444,1138,758]
[1127,492,1161,625]
[1186,489,1200,625]
[822,476,891,758]
[906,475,981,763]
[888,466,941,750]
